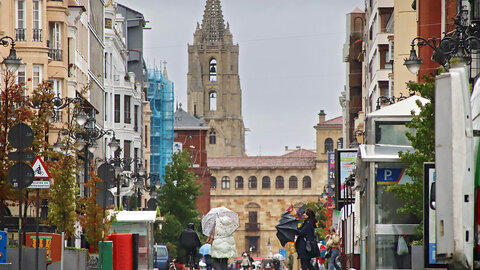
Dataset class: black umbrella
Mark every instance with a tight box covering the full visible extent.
[275,212,299,246]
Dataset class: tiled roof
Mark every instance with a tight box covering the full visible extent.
[351,8,365,13]
[282,149,316,158]
[208,156,315,169]
[174,107,210,130]
[316,116,342,127]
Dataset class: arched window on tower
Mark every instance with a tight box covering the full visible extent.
[209,129,216,144]
[337,138,343,149]
[209,91,217,111]
[325,138,334,153]
[209,59,217,81]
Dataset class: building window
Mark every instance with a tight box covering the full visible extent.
[289,176,298,189]
[124,95,131,123]
[145,125,148,147]
[337,138,343,149]
[248,176,257,189]
[32,0,42,42]
[302,176,312,189]
[209,129,216,144]
[48,22,62,61]
[104,52,108,79]
[262,176,270,189]
[324,138,333,153]
[16,65,26,86]
[114,94,120,123]
[15,0,26,41]
[221,176,230,189]
[124,140,131,171]
[134,105,139,131]
[32,65,42,89]
[235,176,244,189]
[209,59,217,81]
[210,176,217,189]
[275,176,284,189]
[246,236,259,253]
[209,91,217,111]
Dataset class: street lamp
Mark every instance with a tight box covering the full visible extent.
[404,9,480,73]
[0,36,23,73]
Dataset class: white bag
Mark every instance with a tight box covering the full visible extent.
[396,236,408,256]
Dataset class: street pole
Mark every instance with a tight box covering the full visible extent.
[84,147,89,197]
[18,187,22,270]
[35,188,39,270]
[117,176,120,209]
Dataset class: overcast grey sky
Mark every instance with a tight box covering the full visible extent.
[118,0,364,156]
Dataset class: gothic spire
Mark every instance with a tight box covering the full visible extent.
[200,0,226,43]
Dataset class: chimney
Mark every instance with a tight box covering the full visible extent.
[318,110,326,123]
[285,146,288,151]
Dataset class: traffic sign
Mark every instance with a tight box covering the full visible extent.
[8,162,35,189]
[28,180,51,189]
[96,190,114,208]
[8,151,35,161]
[32,157,50,179]
[7,123,34,150]
[147,198,157,210]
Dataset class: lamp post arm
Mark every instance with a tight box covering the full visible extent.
[0,36,15,48]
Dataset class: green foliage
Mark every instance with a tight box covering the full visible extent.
[127,193,138,211]
[156,150,201,256]
[387,76,435,241]
[303,202,328,240]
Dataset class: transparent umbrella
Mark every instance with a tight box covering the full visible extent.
[201,206,239,236]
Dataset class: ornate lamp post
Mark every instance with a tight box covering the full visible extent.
[404,9,480,75]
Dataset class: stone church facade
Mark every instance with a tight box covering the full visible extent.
[187,0,245,158]
[186,0,344,259]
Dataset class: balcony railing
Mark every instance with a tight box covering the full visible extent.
[15,28,26,41]
[245,223,260,232]
[33,29,42,42]
[48,48,62,61]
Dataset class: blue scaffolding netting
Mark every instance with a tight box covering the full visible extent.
[147,68,174,184]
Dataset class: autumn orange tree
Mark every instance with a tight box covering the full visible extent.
[78,167,114,253]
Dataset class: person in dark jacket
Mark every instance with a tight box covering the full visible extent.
[180,223,201,269]
[295,208,319,270]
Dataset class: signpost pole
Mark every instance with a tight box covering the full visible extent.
[35,188,39,270]
[18,187,22,270]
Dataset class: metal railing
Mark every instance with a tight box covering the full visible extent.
[245,223,260,232]
[15,28,26,41]
[33,28,42,42]
[48,48,62,61]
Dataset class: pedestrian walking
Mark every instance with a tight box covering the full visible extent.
[325,227,342,270]
[295,208,320,270]
[241,252,251,270]
[180,223,202,269]
[210,215,238,270]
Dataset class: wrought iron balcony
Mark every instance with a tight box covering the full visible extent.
[15,28,26,41]
[48,48,62,61]
[33,29,42,42]
[245,223,260,232]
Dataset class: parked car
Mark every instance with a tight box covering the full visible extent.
[154,244,169,270]
[261,258,273,270]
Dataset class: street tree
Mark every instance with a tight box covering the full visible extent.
[387,76,435,240]
[78,167,115,253]
[156,150,202,257]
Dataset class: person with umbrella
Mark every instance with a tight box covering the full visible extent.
[295,208,320,270]
[180,223,202,269]
[202,207,239,270]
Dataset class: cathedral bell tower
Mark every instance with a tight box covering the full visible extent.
[187,0,245,157]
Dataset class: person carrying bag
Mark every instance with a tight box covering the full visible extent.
[325,227,342,270]
[295,208,320,270]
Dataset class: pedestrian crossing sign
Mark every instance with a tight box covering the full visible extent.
[32,156,50,179]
